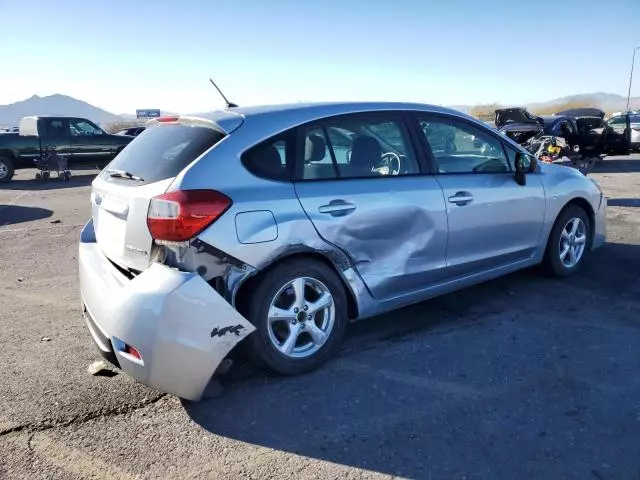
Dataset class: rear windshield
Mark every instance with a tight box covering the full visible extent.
[104,124,225,185]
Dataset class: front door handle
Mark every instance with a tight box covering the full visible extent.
[448,191,473,205]
[318,200,357,217]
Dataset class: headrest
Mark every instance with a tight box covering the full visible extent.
[305,134,326,162]
[350,136,381,167]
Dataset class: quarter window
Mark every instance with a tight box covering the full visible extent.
[242,136,290,181]
[300,114,419,180]
[417,117,511,173]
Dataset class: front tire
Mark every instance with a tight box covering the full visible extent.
[0,156,15,183]
[542,205,590,277]
[244,259,348,376]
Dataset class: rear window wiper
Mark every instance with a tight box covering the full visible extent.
[106,169,144,182]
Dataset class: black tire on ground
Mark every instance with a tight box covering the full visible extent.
[541,205,591,278]
[0,156,15,183]
[243,259,348,376]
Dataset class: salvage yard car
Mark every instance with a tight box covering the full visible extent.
[0,115,133,182]
[607,112,640,151]
[495,107,631,159]
[79,102,606,400]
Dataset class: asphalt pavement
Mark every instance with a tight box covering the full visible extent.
[1,157,639,479]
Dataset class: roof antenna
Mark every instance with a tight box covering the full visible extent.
[209,78,238,109]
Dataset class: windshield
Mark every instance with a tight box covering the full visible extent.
[103,123,225,185]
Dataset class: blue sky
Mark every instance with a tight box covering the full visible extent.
[1,0,639,114]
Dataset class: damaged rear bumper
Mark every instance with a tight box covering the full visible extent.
[78,219,255,401]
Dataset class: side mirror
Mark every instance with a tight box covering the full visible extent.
[514,152,536,186]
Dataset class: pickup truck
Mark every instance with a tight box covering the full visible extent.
[0,116,133,182]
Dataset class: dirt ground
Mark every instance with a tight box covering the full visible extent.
[1,157,639,480]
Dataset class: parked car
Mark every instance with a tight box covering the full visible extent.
[495,107,630,158]
[494,107,545,144]
[79,103,606,400]
[115,126,146,137]
[607,112,640,151]
[0,116,134,182]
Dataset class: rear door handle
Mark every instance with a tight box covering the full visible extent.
[318,200,357,217]
[448,191,473,205]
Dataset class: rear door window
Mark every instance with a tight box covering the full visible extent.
[104,124,225,185]
[42,119,70,138]
[298,113,420,180]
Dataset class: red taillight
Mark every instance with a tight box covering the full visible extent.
[147,190,232,242]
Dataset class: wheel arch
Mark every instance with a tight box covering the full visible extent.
[0,149,17,162]
[547,197,595,252]
[564,197,595,247]
[234,250,360,321]
[0,150,16,182]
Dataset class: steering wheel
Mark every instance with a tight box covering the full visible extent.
[374,152,402,175]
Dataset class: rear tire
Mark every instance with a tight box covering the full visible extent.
[243,259,348,376]
[0,156,15,183]
[541,205,590,278]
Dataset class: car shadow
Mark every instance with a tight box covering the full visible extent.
[184,241,640,478]
[607,198,640,207]
[0,172,97,191]
[0,205,53,226]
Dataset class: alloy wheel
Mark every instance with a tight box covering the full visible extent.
[559,217,587,268]
[267,277,335,359]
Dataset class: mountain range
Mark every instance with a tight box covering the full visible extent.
[0,95,123,126]
[449,92,640,115]
[1,92,639,127]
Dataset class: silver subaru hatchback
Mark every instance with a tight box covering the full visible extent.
[79,102,606,400]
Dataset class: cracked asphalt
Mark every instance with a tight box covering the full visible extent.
[1,157,639,480]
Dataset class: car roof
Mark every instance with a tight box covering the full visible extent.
[541,115,573,124]
[232,101,470,120]
[21,115,93,121]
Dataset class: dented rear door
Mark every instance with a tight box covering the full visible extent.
[295,177,448,300]
[294,112,448,301]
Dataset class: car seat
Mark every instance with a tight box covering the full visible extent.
[348,136,381,177]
